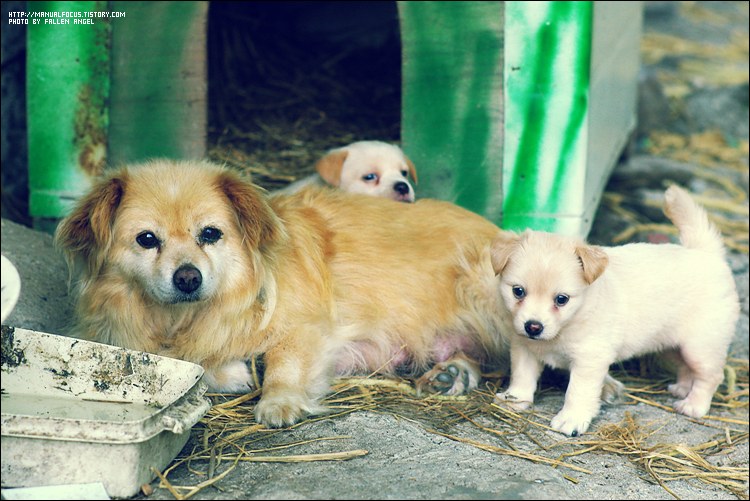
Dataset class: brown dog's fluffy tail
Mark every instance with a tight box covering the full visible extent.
[663,185,726,257]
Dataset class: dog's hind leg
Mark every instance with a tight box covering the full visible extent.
[671,346,726,418]
[415,351,481,396]
[664,348,694,399]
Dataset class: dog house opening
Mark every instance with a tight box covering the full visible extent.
[207,1,402,191]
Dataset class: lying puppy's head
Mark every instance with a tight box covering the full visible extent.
[55,159,282,305]
[490,230,608,341]
[314,141,417,202]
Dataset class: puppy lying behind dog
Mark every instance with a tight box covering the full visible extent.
[55,159,507,428]
[278,140,417,202]
[492,185,739,436]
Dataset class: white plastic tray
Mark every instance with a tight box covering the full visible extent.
[1,327,211,498]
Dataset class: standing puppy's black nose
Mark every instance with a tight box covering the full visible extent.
[174,265,202,293]
[524,321,544,338]
[393,181,410,195]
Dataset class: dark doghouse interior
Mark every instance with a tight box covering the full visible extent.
[207,1,402,189]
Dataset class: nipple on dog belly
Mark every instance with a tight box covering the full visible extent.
[335,336,485,397]
[334,341,413,375]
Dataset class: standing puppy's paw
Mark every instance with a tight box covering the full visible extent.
[667,381,692,399]
[416,353,480,396]
[550,407,593,437]
[493,391,532,411]
[673,397,710,418]
[600,374,625,404]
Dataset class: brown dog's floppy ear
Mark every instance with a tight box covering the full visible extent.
[217,169,284,250]
[490,231,519,275]
[405,156,418,184]
[54,171,127,269]
[315,150,348,187]
[576,244,609,284]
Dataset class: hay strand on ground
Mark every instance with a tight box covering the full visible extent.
[154,357,747,499]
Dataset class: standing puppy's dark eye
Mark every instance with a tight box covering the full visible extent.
[554,294,569,307]
[136,232,159,249]
[401,170,408,178]
[512,286,525,299]
[200,227,222,245]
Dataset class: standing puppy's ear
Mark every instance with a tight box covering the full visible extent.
[490,231,520,275]
[575,244,609,284]
[315,150,349,187]
[54,171,128,274]
[216,170,285,250]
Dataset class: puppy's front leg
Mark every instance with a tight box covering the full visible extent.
[253,334,328,428]
[494,342,543,410]
[550,363,610,436]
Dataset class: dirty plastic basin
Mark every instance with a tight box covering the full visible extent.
[1,326,211,498]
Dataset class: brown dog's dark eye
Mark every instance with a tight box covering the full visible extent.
[512,286,525,299]
[555,294,569,307]
[200,227,222,245]
[136,232,159,249]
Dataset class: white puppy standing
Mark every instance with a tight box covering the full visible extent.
[491,185,739,436]
[279,140,417,202]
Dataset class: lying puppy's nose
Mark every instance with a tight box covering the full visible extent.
[174,265,202,293]
[524,321,544,338]
[393,182,410,195]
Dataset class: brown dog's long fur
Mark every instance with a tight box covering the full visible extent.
[56,159,509,426]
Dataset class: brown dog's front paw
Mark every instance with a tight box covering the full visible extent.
[416,353,480,396]
[254,391,326,428]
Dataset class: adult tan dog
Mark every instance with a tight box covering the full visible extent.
[492,185,739,436]
[55,159,507,427]
[279,141,417,202]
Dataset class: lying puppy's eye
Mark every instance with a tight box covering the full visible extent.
[136,232,159,249]
[401,170,408,178]
[554,294,569,307]
[200,227,222,245]
[512,286,525,299]
[362,173,378,183]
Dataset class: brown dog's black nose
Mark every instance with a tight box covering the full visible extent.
[174,265,202,293]
[524,321,544,338]
[394,182,410,195]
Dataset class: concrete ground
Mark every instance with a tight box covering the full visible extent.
[1,1,748,499]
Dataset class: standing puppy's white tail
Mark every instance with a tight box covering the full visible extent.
[663,185,726,257]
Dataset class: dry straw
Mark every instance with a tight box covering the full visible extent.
[600,129,749,254]
[154,357,748,499]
